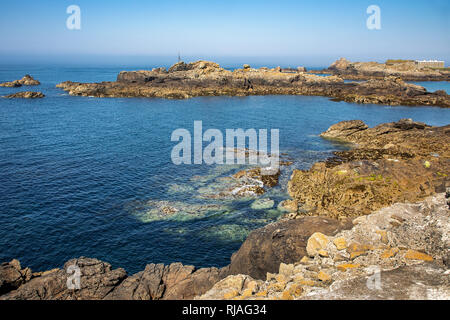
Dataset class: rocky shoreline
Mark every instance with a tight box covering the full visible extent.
[1,119,448,300]
[55,60,450,108]
[315,58,450,82]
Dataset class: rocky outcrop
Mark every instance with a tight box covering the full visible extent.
[0,257,126,300]
[105,263,224,300]
[56,60,450,108]
[0,260,32,295]
[324,58,450,82]
[0,75,40,87]
[320,120,368,140]
[198,193,450,300]
[3,91,45,99]
[288,119,450,218]
[224,216,353,280]
[0,257,224,300]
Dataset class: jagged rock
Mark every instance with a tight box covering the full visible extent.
[0,260,32,295]
[225,216,352,280]
[1,257,127,300]
[105,263,223,300]
[3,91,45,99]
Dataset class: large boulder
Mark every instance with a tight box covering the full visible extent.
[225,216,352,280]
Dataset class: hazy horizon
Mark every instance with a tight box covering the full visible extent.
[1,0,449,67]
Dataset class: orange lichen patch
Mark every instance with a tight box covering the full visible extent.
[333,237,347,250]
[336,263,361,271]
[268,282,286,292]
[347,242,374,259]
[223,289,239,299]
[299,279,317,286]
[317,271,332,282]
[255,290,268,297]
[381,248,399,259]
[404,249,433,261]
[240,288,253,299]
[280,290,294,300]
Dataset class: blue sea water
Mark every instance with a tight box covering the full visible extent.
[410,81,450,94]
[0,65,449,274]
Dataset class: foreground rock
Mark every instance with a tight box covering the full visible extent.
[0,75,40,87]
[224,216,352,280]
[322,58,450,82]
[3,91,45,99]
[303,263,449,300]
[0,260,32,295]
[0,257,225,300]
[198,193,449,300]
[105,263,225,300]
[288,119,450,218]
[56,60,450,108]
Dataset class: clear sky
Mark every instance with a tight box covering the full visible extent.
[0,0,449,67]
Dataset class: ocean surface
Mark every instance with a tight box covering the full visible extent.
[1,64,449,274]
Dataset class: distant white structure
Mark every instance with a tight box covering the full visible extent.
[415,60,445,68]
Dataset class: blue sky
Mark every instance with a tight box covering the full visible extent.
[0,0,449,67]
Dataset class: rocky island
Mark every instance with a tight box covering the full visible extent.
[0,75,40,87]
[2,92,45,99]
[1,119,448,300]
[56,60,450,108]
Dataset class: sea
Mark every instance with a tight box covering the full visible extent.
[0,64,449,274]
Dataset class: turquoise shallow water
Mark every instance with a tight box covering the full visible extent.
[1,65,449,274]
